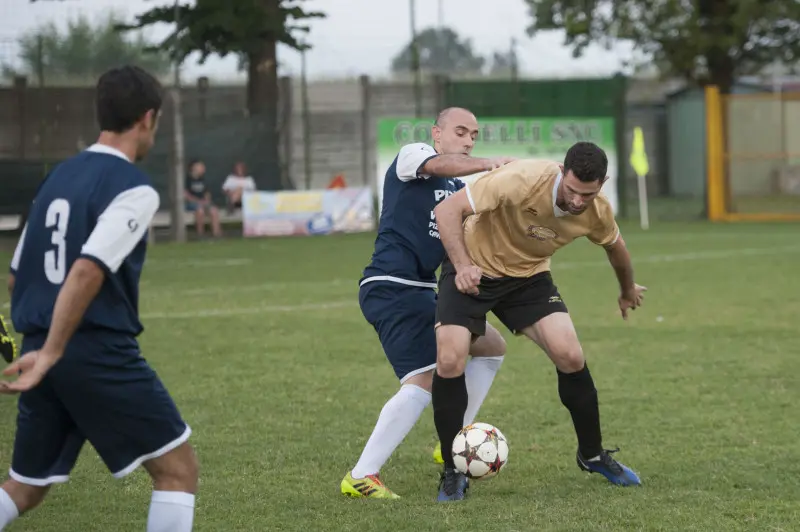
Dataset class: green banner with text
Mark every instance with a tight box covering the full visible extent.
[376,117,618,213]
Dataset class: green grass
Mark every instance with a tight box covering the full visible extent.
[1,221,799,531]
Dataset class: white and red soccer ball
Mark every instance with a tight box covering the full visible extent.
[451,422,509,479]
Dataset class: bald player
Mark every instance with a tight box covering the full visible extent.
[431,141,646,501]
[340,108,514,499]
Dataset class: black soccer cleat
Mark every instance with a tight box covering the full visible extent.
[436,466,469,502]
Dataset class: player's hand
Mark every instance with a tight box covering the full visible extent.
[0,350,60,394]
[618,284,647,320]
[485,156,517,171]
[455,265,482,295]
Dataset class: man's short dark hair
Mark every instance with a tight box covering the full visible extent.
[96,65,162,133]
[563,142,608,182]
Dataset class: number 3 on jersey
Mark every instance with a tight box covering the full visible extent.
[44,198,71,284]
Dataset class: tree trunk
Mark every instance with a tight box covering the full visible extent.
[245,41,281,190]
[702,0,736,94]
[244,0,281,190]
[706,52,735,95]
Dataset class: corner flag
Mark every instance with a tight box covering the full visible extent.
[629,127,650,230]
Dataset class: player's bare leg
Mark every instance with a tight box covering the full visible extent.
[344,324,504,498]
[432,324,473,501]
[142,442,199,532]
[522,313,641,486]
[0,480,49,530]
[432,325,506,464]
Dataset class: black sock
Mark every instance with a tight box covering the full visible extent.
[432,371,468,469]
[557,363,603,458]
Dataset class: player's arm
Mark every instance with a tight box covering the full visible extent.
[396,143,498,181]
[435,162,534,269]
[603,236,635,293]
[586,203,632,292]
[42,185,160,360]
[590,208,646,318]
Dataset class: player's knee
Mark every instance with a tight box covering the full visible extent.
[436,327,471,377]
[146,443,199,494]
[436,345,468,377]
[2,479,49,513]
[551,344,585,373]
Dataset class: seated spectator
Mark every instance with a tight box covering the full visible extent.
[185,159,222,238]
[222,161,256,213]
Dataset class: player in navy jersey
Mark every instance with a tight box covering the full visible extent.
[0,66,197,532]
[341,107,515,499]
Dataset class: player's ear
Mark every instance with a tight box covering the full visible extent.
[558,164,564,173]
[601,175,610,185]
[142,109,157,131]
[431,125,442,143]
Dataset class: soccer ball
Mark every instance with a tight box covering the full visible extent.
[451,422,509,479]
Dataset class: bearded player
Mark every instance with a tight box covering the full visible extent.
[431,142,645,501]
[340,108,513,499]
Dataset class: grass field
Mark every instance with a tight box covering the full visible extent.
[0,221,799,531]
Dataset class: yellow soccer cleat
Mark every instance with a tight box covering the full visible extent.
[340,471,400,499]
[0,314,17,364]
[433,442,444,464]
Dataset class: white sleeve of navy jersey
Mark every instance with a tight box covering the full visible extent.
[9,223,28,273]
[396,143,439,182]
[81,185,160,274]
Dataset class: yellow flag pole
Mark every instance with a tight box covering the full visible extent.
[629,126,650,230]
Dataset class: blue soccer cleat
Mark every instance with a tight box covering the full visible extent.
[577,447,641,486]
[437,467,469,502]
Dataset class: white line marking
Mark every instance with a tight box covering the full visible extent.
[557,245,800,270]
[145,258,253,270]
[3,245,797,320]
[142,300,355,320]
[142,244,800,299]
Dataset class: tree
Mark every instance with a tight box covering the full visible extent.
[524,0,800,94]
[120,0,324,114]
[118,0,324,191]
[2,14,170,84]
[391,27,485,76]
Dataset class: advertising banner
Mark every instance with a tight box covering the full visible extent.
[242,187,374,237]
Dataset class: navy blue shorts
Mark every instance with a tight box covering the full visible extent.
[9,332,191,486]
[359,281,437,382]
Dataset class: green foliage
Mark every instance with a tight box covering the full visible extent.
[525,0,800,91]
[118,0,325,65]
[391,27,485,75]
[3,13,170,84]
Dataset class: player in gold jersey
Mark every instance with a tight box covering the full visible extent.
[430,141,646,501]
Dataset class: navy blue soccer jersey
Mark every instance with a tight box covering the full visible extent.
[362,143,465,288]
[9,144,159,341]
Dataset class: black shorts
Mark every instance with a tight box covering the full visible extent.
[435,258,569,336]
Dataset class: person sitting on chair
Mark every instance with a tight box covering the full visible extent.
[184,159,222,238]
[221,161,256,213]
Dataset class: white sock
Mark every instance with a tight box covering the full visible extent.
[0,488,19,531]
[147,491,195,532]
[464,356,504,426]
[351,384,431,478]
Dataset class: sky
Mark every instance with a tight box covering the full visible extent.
[1,0,638,82]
